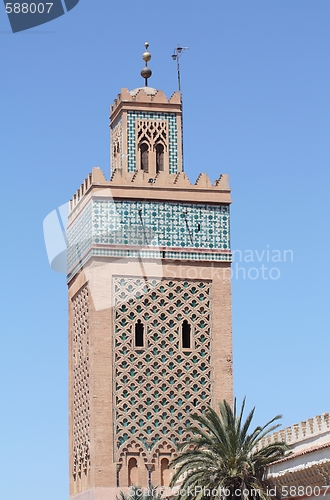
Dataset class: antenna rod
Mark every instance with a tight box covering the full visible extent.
[172,45,188,172]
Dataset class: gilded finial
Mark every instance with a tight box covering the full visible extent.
[141,41,152,86]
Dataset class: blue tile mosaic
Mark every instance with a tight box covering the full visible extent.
[67,199,231,279]
[92,199,230,250]
[67,202,92,271]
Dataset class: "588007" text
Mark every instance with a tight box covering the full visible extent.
[6,3,53,13]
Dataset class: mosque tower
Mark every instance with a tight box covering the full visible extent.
[67,43,233,500]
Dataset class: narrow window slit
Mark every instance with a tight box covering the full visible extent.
[182,320,191,349]
[135,320,144,347]
[140,143,149,172]
[156,143,164,173]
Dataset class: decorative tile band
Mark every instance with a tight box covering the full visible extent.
[93,199,230,250]
[67,247,232,282]
[93,248,232,261]
[67,199,231,279]
[67,202,92,271]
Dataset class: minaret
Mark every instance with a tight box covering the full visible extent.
[67,43,233,500]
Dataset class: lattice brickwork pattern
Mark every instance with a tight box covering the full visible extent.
[113,278,212,464]
[72,285,91,480]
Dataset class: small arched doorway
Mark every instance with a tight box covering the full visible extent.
[160,457,170,487]
[128,457,138,486]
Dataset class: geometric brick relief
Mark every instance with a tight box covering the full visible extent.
[111,117,123,171]
[71,285,90,483]
[136,119,168,173]
[137,119,167,148]
[113,277,212,467]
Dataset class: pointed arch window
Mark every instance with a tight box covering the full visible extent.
[182,320,191,349]
[135,320,144,347]
[140,143,149,172]
[160,458,170,487]
[156,143,165,173]
[128,457,138,486]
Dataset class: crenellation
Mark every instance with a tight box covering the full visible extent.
[130,168,146,184]
[70,172,93,212]
[69,167,232,216]
[259,413,330,449]
[153,170,179,186]
[110,88,181,120]
[110,91,125,114]
[168,90,181,103]
[173,172,190,186]
[214,173,230,188]
[195,172,212,187]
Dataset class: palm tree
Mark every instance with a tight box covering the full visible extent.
[117,484,163,500]
[169,398,290,500]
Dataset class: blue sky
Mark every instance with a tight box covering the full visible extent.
[1,1,330,499]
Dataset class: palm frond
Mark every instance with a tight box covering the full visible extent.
[169,398,290,500]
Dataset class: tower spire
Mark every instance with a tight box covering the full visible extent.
[141,41,152,87]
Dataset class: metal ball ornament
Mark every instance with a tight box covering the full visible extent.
[142,51,151,62]
[141,67,152,79]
